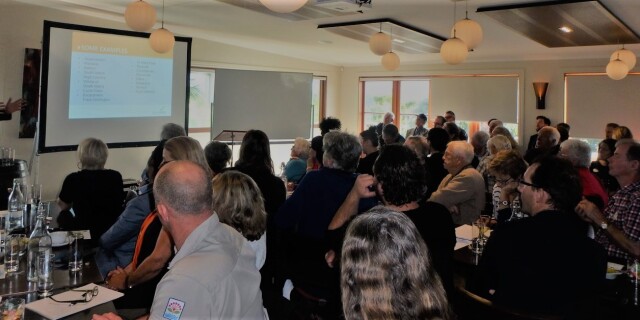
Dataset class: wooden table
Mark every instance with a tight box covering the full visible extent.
[0,248,116,320]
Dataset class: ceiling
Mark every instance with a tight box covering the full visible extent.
[8,0,640,67]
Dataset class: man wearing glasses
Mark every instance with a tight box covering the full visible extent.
[473,156,606,316]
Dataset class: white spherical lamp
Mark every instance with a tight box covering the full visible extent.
[440,37,469,65]
[606,58,629,80]
[452,18,483,49]
[381,52,400,71]
[149,28,175,53]
[258,0,308,13]
[369,32,392,56]
[610,48,636,70]
[125,0,157,32]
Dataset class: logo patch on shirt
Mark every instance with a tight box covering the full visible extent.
[163,298,185,320]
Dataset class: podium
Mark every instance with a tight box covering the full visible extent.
[213,130,247,165]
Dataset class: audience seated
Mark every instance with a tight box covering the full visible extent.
[404,135,430,165]
[471,131,490,161]
[488,119,503,134]
[473,156,606,317]
[425,127,450,199]
[590,138,620,195]
[204,140,231,176]
[612,125,633,140]
[444,110,468,141]
[381,123,405,145]
[141,123,186,184]
[487,150,527,224]
[433,115,446,128]
[341,207,452,320]
[490,126,519,151]
[283,137,310,183]
[477,135,512,202]
[559,139,608,210]
[105,136,209,309]
[375,112,394,144]
[429,141,485,225]
[527,116,550,151]
[557,122,570,142]
[96,155,160,278]
[330,144,455,297]
[96,161,265,320]
[576,139,640,262]
[229,130,286,312]
[524,126,560,164]
[355,127,379,175]
[212,171,267,270]
[275,131,376,319]
[57,138,124,247]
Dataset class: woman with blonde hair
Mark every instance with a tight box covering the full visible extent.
[57,138,124,246]
[612,125,633,140]
[341,207,452,320]
[490,126,519,151]
[212,171,267,269]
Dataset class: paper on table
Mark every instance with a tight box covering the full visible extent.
[72,230,91,240]
[454,224,492,251]
[26,283,123,319]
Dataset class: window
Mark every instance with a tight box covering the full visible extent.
[361,80,429,136]
[188,70,326,147]
[360,75,520,143]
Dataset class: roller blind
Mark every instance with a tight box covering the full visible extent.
[566,74,640,139]
[430,76,519,123]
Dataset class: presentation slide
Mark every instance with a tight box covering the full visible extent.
[39,21,191,153]
[68,32,173,119]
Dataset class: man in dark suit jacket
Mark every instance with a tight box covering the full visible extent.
[474,156,606,317]
[0,98,24,121]
[527,115,551,151]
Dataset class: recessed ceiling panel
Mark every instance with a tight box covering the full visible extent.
[478,0,640,47]
[318,19,446,54]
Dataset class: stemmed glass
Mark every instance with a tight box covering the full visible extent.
[470,215,491,254]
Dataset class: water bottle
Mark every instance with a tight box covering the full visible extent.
[27,204,52,282]
[7,179,24,233]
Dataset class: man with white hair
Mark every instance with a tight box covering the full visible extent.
[559,139,608,210]
[375,112,394,137]
[524,126,560,164]
[429,141,485,224]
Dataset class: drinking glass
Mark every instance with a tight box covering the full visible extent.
[0,297,25,320]
[37,253,54,297]
[478,215,491,245]
[470,219,486,254]
[68,233,84,272]
[4,235,21,273]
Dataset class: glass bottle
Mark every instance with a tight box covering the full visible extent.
[27,204,52,282]
[7,179,24,233]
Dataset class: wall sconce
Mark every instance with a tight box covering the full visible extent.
[533,82,549,109]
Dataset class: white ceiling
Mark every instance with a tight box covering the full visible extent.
[10,0,640,66]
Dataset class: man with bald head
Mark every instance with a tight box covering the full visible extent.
[96,160,264,320]
[524,126,560,164]
[429,141,485,224]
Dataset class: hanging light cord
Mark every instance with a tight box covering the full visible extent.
[452,1,457,37]
[161,0,165,28]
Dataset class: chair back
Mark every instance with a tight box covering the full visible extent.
[454,287,563,320]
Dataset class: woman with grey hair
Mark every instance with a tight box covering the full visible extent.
[276,130,376,319]
[57,138,124,246]
[284,137,311,183]
[559,139,609,210]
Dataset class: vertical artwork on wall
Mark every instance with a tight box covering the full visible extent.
[20,48,41,138]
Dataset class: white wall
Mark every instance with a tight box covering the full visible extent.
[0,2,339,201]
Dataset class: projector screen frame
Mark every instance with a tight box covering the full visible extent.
[38,20,192,153]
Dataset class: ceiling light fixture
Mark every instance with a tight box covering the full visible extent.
[369,23,391,56]
[441,1,469,65]
[382,27,400,71]
[610,45,636,70]
[259,0,308,13]
[149,0,175,53]
[606,52,629,80]
[452,0,483,50]
[558,26,573,33]
[124,0,156,32]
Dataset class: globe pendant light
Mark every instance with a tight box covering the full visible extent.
[610,47,636,70]
[382,52,400,71]
[441,1,469,65]
[124,0,156,32]
[369,23,392,56]
[259,0,308,13]
[606,53,629,80]
[451,1,483,50]
[149,0,174,53]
